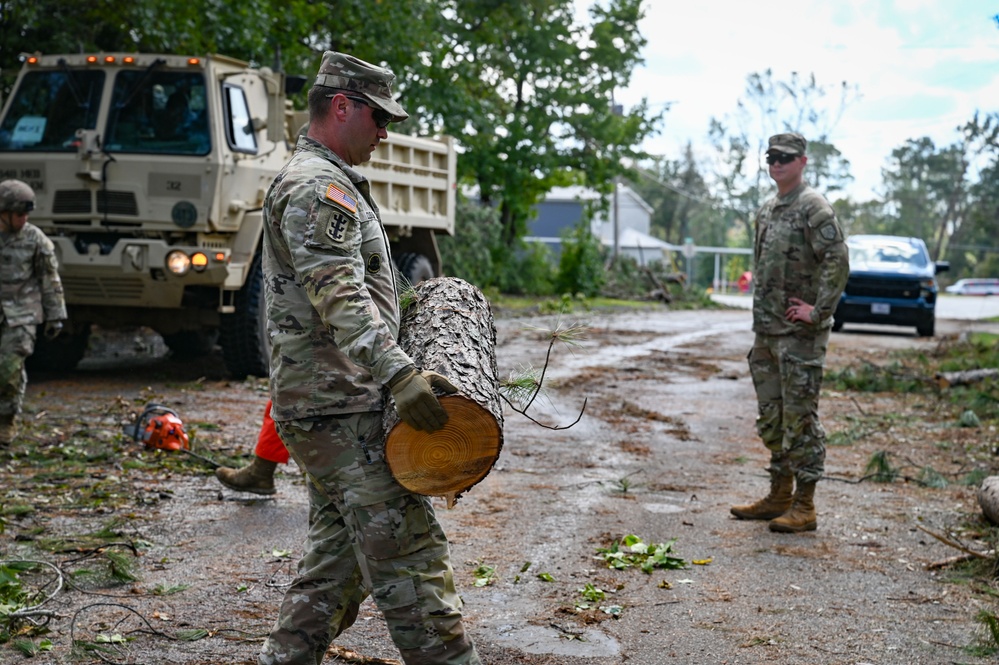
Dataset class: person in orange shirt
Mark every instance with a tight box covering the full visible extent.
[215,400,286,495]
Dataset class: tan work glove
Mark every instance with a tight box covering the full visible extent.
[388,365,458,432]
[43,320,63,340]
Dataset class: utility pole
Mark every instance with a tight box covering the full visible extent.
[610,95,623,267]
[612,176,619,265]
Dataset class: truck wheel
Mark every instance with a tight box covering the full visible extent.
[831,317,844,332]
[396,253,435,285]
[916,318,935,337]
[162,330,219,359]
[26,324,91,372]
[219,252,269,379]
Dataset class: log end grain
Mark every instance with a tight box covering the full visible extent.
[385,395,503,504]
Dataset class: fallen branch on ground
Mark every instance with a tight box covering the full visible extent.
[916,524,992,566]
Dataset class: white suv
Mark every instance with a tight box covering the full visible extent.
[945,278,999,296]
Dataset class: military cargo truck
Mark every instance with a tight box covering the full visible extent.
[0,52,455,377]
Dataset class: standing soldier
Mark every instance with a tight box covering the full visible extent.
[730,133,849,533]
[257,52,480,664]
[0,179,67,445]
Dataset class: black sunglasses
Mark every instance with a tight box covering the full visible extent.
[766,153,799,166]
[344,95,393,129]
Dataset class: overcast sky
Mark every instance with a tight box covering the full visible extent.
[598,0,999,201]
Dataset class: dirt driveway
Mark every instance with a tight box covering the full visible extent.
[2,307,997,665]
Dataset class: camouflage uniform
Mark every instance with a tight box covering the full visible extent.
[0,213,66,420]
[750,142,849,484]
[258,52,479,665]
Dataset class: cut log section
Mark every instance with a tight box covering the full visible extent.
[385,277,503,507]
[935,368,999,389]
[978,475,999,526]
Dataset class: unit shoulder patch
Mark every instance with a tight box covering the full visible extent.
[819,223,839,241]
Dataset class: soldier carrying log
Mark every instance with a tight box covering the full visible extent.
[257,51,481,665]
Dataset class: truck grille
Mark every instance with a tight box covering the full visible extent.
[51,190,139,216]
[846,276,921,300]
[53,190,92,214]
[62,276,145,301]
[97,191,139,216]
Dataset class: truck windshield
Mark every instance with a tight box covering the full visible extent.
[105,70,210,155]
[0,69,104,151]
[848,240,928,268]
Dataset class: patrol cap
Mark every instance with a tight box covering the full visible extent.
[766,132,807,156]
[314,51,409,123]
[0,179,35,214]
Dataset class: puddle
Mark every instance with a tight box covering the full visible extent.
[493,625,621,657]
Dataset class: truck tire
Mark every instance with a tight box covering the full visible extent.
[831,317,844,332]
[396,252,435,285]
[162,330,219,359]
[916,318,935,337]
[26,324,91,372]
[219,252,269,379]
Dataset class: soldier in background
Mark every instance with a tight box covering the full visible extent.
[0,179,66,445]
[256,52,480,664]
[730,133,849,533]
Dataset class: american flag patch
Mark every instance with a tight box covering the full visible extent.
[326,183,358,214]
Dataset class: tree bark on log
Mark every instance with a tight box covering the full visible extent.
[384,277,503,507]
[978,475,999,525]
[935,368,999,389]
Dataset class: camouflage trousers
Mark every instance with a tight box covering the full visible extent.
[0,323,35,416]
[748,330,829,484]
[260,411,480,665]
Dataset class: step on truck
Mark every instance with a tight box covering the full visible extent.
[0,52,456,377]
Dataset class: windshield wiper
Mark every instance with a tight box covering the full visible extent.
[57,58,88,110]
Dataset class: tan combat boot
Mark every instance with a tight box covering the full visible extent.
[215,456,278,495]
[769,481,817,533]
[0,414,17,447]
[730,473,794,520]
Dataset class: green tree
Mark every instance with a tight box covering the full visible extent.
[410,0,661,247]
[633,144,716,247]
[556,222,606,297]
[945,113,999,276]
[830,198,887,237]
[879,137,966,254]
[0,0,441,89]
[438,195,502,287]
[1,0,659,257]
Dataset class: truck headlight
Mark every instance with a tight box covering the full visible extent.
[166,250,192,276]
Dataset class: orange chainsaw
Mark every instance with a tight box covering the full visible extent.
[123,404,221,468]
[124,403,189,451]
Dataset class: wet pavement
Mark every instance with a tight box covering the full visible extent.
[3,306,997,664]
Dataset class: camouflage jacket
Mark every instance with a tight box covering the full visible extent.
[262,136,413,421]
[0,222,67,328]
[752,183,849,336]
